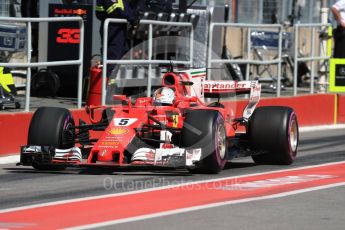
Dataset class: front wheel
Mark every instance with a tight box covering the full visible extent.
[249,106,299,165]
[181,110,227,174]
[28,107,75,170]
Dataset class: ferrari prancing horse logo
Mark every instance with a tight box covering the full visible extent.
[172,115,178,128]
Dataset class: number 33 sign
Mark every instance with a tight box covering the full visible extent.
[56,28,80,44]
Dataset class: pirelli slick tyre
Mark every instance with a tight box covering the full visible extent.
[182,110,227,174]
[249,106,299,165]
[28,107,75,170]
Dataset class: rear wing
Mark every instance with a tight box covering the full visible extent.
[164,69,261,119]
[203,80,262,119]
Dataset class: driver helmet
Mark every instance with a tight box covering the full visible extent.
[153,87,175,105]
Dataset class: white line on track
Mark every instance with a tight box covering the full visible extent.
[64,182,345,230]
[299,124,345,132]
[1,160,345,215]
[0,155,19,165]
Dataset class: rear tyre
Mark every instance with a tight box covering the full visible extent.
[249,106,298,165]
[182,110,227,174]
[28,107,75,170]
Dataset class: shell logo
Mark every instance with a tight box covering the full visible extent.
[107,128,129,135]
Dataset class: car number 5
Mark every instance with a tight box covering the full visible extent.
[118,119,129,126]
[114,118,137,126]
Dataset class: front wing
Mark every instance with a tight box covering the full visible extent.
[20,145,202,169]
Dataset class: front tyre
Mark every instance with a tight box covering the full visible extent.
[28,107,75,170]
[249,106,299,165]
[182,110,227,174]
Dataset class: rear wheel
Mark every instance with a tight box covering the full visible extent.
[249,106,298,165]
[181,110,227,174]
[28,107,75,170]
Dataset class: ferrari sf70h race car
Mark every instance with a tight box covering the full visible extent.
[19,68,299,173]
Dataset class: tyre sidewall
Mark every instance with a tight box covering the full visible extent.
[249,106,298,165]
[28,107,75,149]
[182,110,227,173]
[28,107,74,170]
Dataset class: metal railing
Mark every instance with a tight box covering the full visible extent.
[293,23,331,95]
[102,18,194,105]
[207,23,284,96]
[1,18,330,110]
[0,17,84,111]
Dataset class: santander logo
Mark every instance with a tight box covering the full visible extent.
[204,81,250,90]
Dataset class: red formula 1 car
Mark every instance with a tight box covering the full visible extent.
[19,68,299,173]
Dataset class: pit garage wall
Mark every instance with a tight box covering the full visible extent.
[0,94,344,156]
[231,94,340,126]
[338,94,345,123]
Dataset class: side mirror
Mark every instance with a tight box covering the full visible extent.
[181,81,194,86]
[85,105,90,114]
[113,95,127,101]
[85,105,104,124]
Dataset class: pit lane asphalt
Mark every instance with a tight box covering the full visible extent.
[0,128,344,229]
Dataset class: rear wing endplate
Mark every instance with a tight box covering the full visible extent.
[203,80,261,119]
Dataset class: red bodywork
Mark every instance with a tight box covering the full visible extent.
[80,70,240,167]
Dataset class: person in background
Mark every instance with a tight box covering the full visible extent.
[331,0,345,58]
[95,0,140,77]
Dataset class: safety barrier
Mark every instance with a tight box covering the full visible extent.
[0,17,84,111]
[102,18,194,105]
[293,23,332,95]
[208,23,333,97]
[0,18,331,110]
[207,23,284,96]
